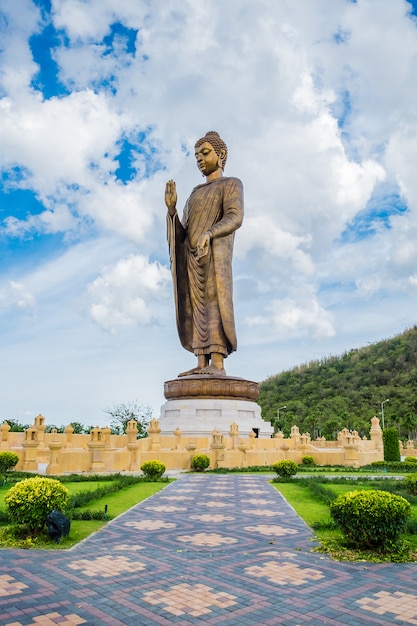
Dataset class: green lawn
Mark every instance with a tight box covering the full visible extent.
[0,479,170,549]
[274,481,331,527]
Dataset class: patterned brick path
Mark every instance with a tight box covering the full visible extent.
[1,474,417,625]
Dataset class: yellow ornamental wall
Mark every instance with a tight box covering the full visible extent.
[0,414,390,474]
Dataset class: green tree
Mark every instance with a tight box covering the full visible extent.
[104,401,152,438]
[2,419,29,432]
[258,326,417,442]
[45,425,65,433]
[401,412,416,440]
[68,421,88,434]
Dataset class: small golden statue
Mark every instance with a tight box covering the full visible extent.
[165,131,243,377]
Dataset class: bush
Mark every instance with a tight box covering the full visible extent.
[404,456,417,464]
[367,461,417,472]
[383,428,401,462]
[0,452,19,480]
[273,460,298,478]
[405,474,417,495]
[5,476,69,534]
[301,455,316,466]
[140,460,166,480]
[330,489,410,550]
[191,454,210,471]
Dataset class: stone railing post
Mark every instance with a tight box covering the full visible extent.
[34,414,47,450]
[174,427,183,451]
[210,429,225,468]
[22,427,40,471]
[126,419,140,471]
[237,440,248,467]
[229,422,239,450]
[369,416,383,450]
[185,440,197,468]
[0,421,11,449]
[64,424,74,448]
[343,433,359,467]
[148,419,161,451]
[87,426,106,473]
[46,430,63,475]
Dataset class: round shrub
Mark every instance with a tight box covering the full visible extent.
[140,460,166,479]
[301,455,316,466]
[330,489,410,550]
[405,473,417,495]
[0,451,19,477]
[191,454,210,472]
[273,460,298,478]
[5,476,69,534]
[404,456,417,464]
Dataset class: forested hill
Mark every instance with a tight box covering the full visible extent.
[258,326,417,440]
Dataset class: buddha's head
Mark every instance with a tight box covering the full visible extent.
[194,131,228,173]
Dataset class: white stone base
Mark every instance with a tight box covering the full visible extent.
[159,397,273,438]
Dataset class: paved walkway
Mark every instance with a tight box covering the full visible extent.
[1,474,417,625]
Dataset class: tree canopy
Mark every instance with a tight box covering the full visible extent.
[103,400,152,438]
[259,326,417,440]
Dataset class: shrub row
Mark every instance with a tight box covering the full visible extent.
[297,477,338,505]
[365,461,417,472]
[70,509,108,520]
[67,475,146,509]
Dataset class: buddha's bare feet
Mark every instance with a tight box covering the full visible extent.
[198,364,226,376]
[178,366,205,377]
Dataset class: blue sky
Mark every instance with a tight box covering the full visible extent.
[1,0,417,427]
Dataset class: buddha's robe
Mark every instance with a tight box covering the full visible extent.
[167,176,243,357]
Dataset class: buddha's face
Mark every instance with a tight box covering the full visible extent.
[195,142,219,176]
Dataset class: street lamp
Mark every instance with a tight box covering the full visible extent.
[381,399,389,430]
[275,405,286,433]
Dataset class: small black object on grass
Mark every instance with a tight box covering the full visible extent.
[46,510,71,544]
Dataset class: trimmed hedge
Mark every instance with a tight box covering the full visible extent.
[67,475,143,510]
[405,474,417,496]
[330,489,410,550]
[191,454,210,471]
[141,460,166,479]
[367,461,417,472]
[5,476,69,534]
[301,455,316,466]
[0,452,19,478]
[383,428,401,462]
[272,460,298,478]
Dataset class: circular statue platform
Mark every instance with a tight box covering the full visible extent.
[164,375,259,402]
[160,375,272,438]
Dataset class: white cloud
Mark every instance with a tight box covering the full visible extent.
[0,90,124,189]
[0,280,36,311]
[246,286,335,341]
[87,254,171,332]
[1,0,417,423]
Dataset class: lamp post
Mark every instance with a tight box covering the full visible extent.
[275,405,286,434]
[381,399,389,430]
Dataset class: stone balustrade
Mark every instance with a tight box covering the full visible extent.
[0,413,392,474]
